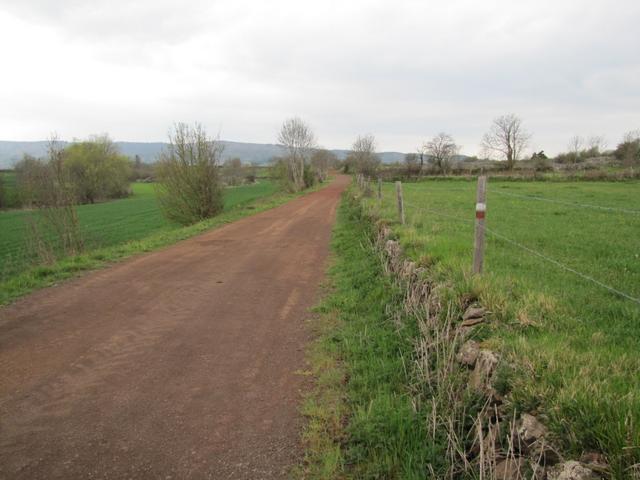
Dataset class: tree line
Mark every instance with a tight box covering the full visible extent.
[397,114,640,177]
[12,135,131,208]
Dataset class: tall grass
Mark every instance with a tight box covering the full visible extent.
[300,194,452,478]
[361,178,640,477]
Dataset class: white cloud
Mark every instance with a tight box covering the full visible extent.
[0,0,638,154]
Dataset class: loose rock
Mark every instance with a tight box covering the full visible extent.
[456,340,480,366]
[494,457,527,480]
[385,239,400,257]
[517,414,547,446]
[461,317,485,327]
[547,461,598,480]
[515,414,560,464]
[470,350,499,392]
[463,306,486,321]
[579,452,608,475]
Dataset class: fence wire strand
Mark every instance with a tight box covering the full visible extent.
[491,189,640,214]
[398,198,640,306]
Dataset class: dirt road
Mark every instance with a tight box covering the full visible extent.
[0,176,349,479]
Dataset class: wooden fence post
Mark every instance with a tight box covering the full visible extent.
[395,181,405,225]
[377,178,382,202]
[473,175,487,274]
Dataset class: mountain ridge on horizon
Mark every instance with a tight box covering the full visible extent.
[0,139,408,169]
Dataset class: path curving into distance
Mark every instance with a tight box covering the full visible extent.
[0,175,350,479]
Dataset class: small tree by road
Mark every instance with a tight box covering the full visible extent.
[347,134,380,177]
[24,137,84,262]
[481,114,530,170]
[155,123,224,225]
[277,117,316,192]
[310,148,336,182]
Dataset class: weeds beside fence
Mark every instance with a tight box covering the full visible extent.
[351,175,640,478]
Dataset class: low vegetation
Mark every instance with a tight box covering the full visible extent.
[300,195,436,478]
[343,178,639,477]
[0,179,323,305]
[273,117,336,192]
[155,123,225,225]
[13,136,131,208]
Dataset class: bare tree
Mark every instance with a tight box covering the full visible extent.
[424,133,458,174]
[25,136,83,263]
[481,114,530,170]
[347,134,380,177]
[15,154,48,207]
[222,157,245,186]
[155,123,224,225]
[404,153,421,177]
[310,148,336,182]
[564,135,583,164]
[615,130,640,166]
[587,135,607,153]
[277,117,316,192]
[569,135,583,155]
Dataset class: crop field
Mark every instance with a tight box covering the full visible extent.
[0,180,278,282]
[362,179,640,475]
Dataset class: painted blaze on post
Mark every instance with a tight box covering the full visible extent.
[473,176,487,274]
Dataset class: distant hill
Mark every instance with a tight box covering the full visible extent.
[0,140,407,168]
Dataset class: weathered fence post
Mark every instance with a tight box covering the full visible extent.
[377,178,382,202]
[395,181,405,225]
[473,175,487,274]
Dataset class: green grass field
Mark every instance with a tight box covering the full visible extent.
[361,179,640,476]
[0,181,278,282]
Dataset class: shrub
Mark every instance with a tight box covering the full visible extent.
[155,123,224,225]
[64,135,131,203]
[614,131,640,166]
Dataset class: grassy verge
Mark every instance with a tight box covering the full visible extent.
[359,179,640,477]
[299,192,442,479]
[0,181,322,306]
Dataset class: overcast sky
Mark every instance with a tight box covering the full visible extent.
[0,0,638,155]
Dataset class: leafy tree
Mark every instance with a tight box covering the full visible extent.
[155,123,224,225]
[64,135,131,203]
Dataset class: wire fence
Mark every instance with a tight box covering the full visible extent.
[355,174,640,306]
[491,189,640,215]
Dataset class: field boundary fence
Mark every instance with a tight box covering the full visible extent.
[354,174,640,306]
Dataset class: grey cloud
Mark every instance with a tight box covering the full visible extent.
[0,0,638,154]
